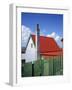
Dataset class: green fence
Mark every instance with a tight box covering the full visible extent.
[21,62,32,77]
[21,55,63,77]
[43,56,63,76]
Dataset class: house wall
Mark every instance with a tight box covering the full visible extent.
[21,37,37,63]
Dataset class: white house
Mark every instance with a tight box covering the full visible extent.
[21,24,63,63]
[21,35,37,62]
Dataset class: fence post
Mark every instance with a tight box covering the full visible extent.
[32,61,34,76]
[53,56,55,75]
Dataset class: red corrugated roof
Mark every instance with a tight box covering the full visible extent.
[31,34,63,56]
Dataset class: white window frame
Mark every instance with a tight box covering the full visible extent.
[9,4,70,86]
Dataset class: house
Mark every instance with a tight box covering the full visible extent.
[21,24,63,63]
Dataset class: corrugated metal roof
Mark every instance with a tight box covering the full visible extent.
[31,34,63,56]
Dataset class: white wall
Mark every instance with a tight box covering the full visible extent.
[0,0,72,89]
[21,37,37,62]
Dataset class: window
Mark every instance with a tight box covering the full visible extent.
[31,43,33,48]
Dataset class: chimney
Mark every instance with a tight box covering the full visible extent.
[36,24,40,60]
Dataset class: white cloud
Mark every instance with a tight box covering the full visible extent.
[47,32,61,41]
[47,32,62,48]
[21,25,31,47]
[55,35,61,41]
[50,32,56,38]
[47,32,56,40]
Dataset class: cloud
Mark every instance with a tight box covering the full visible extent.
[55,35,61,41]
[47,32,62,48]
[21,25,31,47]
[48,32,56,37]
[47,32,61,41]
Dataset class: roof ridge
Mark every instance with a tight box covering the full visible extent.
[31,34,53,39]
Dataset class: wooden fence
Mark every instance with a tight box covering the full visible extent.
[21,55,63,77]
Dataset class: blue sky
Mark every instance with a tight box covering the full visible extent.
[21,12,63,37]
[21,12,63,48]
